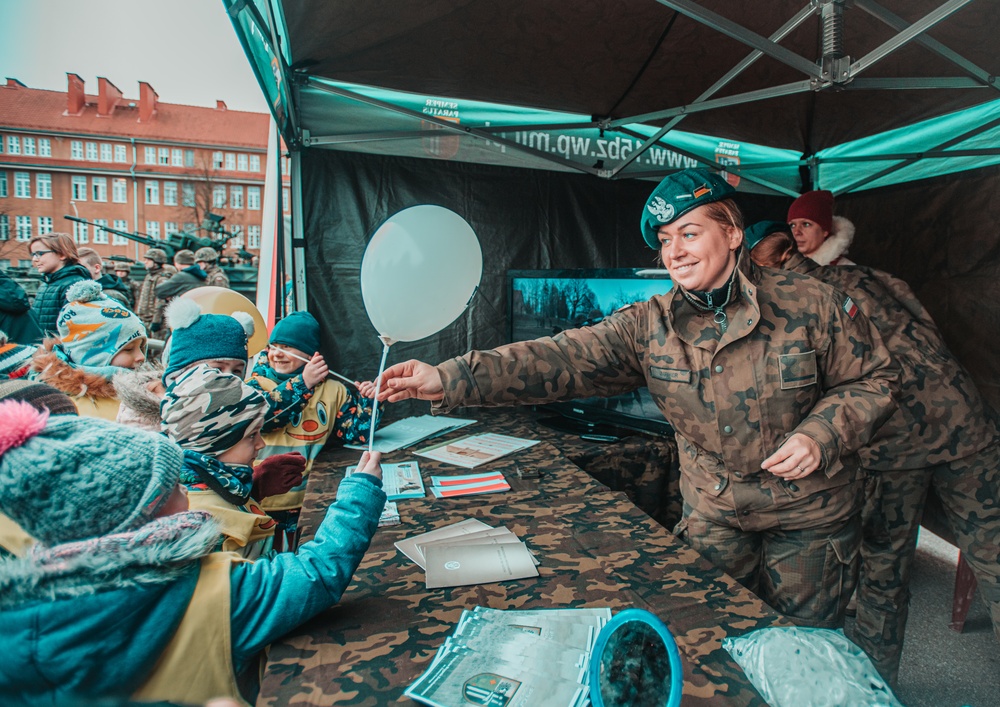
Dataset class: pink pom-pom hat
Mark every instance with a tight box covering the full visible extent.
[0,400,50,456]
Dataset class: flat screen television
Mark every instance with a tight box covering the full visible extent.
[507,268,675,437]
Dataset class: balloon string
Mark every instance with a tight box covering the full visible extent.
[368,340,392,454]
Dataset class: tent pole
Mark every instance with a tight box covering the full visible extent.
[290,150,307,312]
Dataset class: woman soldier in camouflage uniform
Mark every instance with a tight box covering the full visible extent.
[366,169,900,629]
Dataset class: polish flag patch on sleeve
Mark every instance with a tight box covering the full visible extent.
[843,297,859,319]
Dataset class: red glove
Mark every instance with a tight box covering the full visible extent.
[252,452,306,500]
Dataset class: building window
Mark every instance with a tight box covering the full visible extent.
[93,219,109,244]
[145,180,159,205]
[36,173,52,199]
[164,221,178,236]
[71,141,84,160]
[212,151,223,169]
[72,175,87,201]
[225,153,236,171]
[237,154,248,171]
[230,185,243,209]
[98,143,112,162]
[213,185,226,208]
[281,156,290,175]
[146,221,160,240]
[86,142,98,161]
[92,177,108,202]
[23,137,36,156]
[283,187,290,212]
[73,220,88,244]
[0,137,3,154]
[7,136,20,154]
[170,148,182,167]
[37,216,53,235]
[184,149,195,167]
[112,220,129,245]
[163,181,178,206]
[181,182,195,207]
[230,229,244,248]
[144,146,156,164]
[248,225,261,249]
[249,155,261,172]
[16,216,32,241]
[113,178,128,203]
[247,186,260,210]
[0,172,6,198]
[184,223,196,234]
[14,172,30,198]
[114,144,127,163]
[39,138,51,157]
[0,215,8,240]
[158,148,170,166]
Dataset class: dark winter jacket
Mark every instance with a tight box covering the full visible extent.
[0,271,43,345]
[97,273,133,309]
[154,265,208,300]
[30,263,91,337]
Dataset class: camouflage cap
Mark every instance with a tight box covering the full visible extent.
[144,248,168,264]
[174,249,196,266]
[194,247,219,263]
[744,220,791,251]
[640,169,735,249]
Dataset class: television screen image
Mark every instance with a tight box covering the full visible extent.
[507,269,674,437]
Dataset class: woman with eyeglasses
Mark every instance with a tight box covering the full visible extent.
[28,233,90,336]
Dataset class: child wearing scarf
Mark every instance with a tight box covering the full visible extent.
[29,280,147,420]
[0,399,385,706]
[247,311,379,548]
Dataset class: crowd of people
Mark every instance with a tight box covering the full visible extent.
[0,168,997,704]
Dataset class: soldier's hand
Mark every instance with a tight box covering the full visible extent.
[761,433,821,479]
[376,360,444,403]
[302,353,329,389]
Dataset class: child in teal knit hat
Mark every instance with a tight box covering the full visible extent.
[247,311,380,549]
[0,398,386,705]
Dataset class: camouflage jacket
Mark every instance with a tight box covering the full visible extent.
[204,265,230,289]
[435,252,899,526]
[785,252,998,469]
[136,264,177,329]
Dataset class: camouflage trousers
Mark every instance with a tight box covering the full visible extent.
[851,442,1000,686]
[676,505,861,629]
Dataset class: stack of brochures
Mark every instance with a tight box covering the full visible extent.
[429,471,510,498]
[346,415,478,453]
[415,432,540,469]
[395,518,539,588]
[346,461,428,527]
[405,606,611,707]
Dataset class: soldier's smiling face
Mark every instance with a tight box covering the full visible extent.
[657,205,742,292]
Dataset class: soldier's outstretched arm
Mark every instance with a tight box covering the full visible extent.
[366,360,444,403]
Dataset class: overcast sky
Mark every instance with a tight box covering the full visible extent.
[0,0,270,113]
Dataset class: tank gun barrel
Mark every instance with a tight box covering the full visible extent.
[63,215,164,252]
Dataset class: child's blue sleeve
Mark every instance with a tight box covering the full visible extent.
[227,474,386,673]
[332,387,382,446]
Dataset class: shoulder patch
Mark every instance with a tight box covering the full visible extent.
[843,297,859,319]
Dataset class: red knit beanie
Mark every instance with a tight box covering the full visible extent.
[787,190,834,234]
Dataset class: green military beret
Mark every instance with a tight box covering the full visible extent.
[744,220,791,251]
[640,169,735,249]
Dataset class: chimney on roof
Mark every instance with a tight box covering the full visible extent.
[216,100,228,111]
[5,78,26,88]
[67,73,86,115]
[138,81,158,122]
[97,77,123,116]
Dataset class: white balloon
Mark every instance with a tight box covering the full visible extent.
[361,205,483,343]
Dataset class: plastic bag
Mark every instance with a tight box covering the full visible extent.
[723,626,903,707]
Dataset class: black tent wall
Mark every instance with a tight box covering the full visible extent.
[302,149,1000,418]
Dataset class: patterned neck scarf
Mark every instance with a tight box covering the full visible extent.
[180,449,254,506]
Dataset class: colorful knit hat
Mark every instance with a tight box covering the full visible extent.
[270,311,321,356]
[641,169,735,249]
[0,400,182,545]
[0,330,36,380]
[160,364,268,456]
[0,379,78,416]
[56,281,146,368]
[162,298,255,381]
[787,190,834,234]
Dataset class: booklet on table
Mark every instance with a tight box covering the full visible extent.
[414,432,539,469]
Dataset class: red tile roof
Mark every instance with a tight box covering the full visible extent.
[0,83,269,149]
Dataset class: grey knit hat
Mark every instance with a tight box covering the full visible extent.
[0,401,183,545]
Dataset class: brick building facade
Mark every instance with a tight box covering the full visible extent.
[0,73,290,269]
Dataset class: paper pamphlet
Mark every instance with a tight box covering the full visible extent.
[346,415,477,453]
[347,461,426,501]
[424,542,539,589]
[394,518,493,568]
[430,471,511,498]
[415,433,540,469]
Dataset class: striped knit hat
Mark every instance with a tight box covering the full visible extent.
[0,331,36,380]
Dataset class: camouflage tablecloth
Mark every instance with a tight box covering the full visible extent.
[257,412,787,707]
